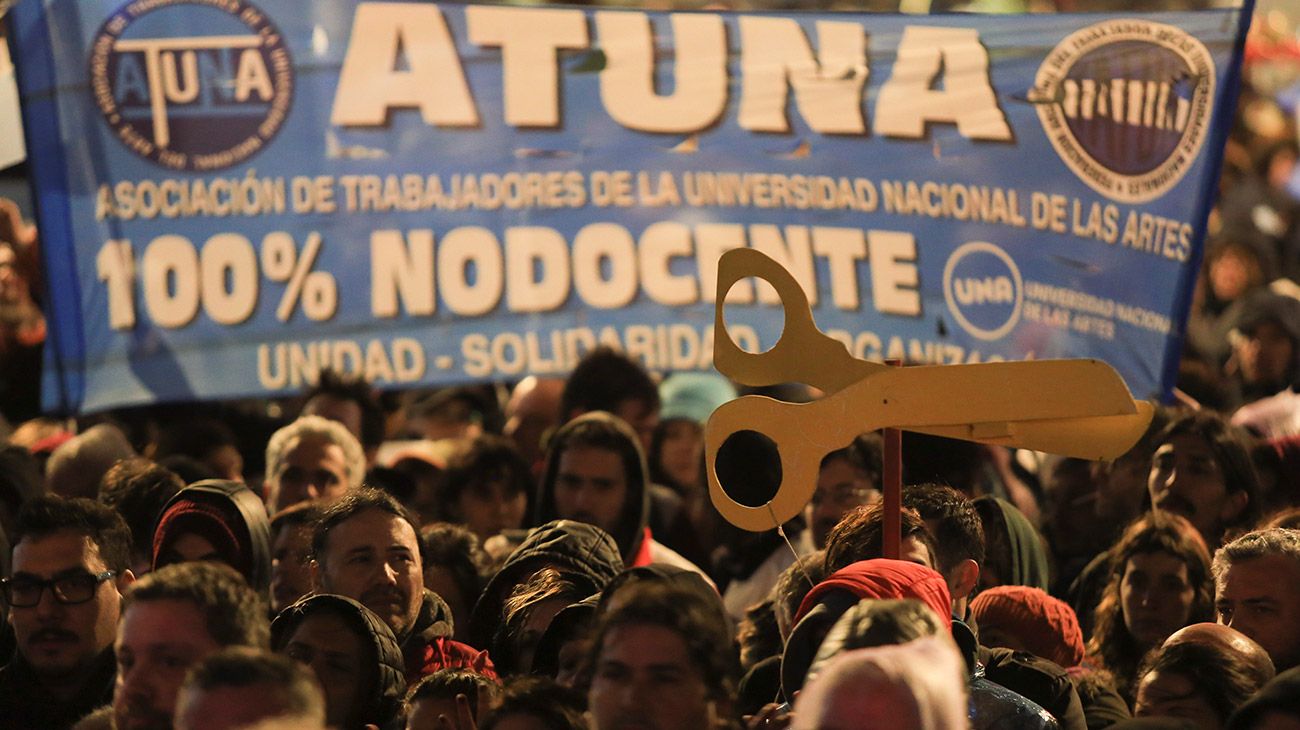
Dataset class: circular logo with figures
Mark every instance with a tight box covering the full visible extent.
[943,241,1023,342]
[1032,20,1215,204]
[89,0,293,171]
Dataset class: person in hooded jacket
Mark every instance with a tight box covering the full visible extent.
[533,412,711,582]
[468,519,623,652]
[151,479,271,595]
[1223,291,1300,410]
[272,593,407,730]
[973,496,1051,592]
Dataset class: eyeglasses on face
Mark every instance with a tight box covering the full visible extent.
[1,570,116,607]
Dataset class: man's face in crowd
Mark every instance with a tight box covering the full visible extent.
[588,623,717,730]
[1134,668,1220,730]
[281,611,367,729]
[1095,454,1150,525]
[270,523,314,614]
[1121,551,1196,649]
[1148,433,1243,544]
[8,530,127,681]
[314,507,423,639]
[271,435,350,512]
[655,420,703,491]
[456,478,528,544]
[114,599,222,730]
[504,376,562,468]
[1237,321,1294,386]
[554,445,628,538]
[1216,554,1300,671]
[614,399,659,455]
[806,456,880,549]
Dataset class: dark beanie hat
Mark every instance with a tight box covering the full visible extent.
[152,499,245,577]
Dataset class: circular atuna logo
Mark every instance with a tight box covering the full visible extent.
[89,0,293,171]
[943,241,1023,342]
[1032,20,1214,204]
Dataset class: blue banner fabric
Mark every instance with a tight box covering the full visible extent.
[8,0,1250,412]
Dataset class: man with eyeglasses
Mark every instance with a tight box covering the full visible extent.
[805,437,883,550]
[0,494,135,728]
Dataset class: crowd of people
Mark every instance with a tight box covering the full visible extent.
[1,5,1299,730]
[0,334,1298,729]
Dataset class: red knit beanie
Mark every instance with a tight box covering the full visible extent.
[152,500,246,576]
[969,585,1084,669]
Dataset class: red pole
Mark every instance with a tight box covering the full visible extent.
[883,359,902,560]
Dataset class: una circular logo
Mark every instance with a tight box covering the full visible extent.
[943,242,1023,342]
[1032,20,1214,204]
[89,0,293,171]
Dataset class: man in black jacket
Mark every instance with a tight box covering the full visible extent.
[0,495,135,729]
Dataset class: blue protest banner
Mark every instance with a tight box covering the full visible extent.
[8,0,1250,413]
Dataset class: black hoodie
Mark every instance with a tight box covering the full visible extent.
[272,593,407,730]
[534,412,651,563]
[152,479,272,594]
[468,519,624,651]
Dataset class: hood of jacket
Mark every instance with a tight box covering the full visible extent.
[795,559,953,627]
[272,593,407,730]
[153,479,272,593]
[406,589,456,649]
[974,496,1051,592]
[783,559,953,698]
[534,412,650,563]
[468,519,624,650]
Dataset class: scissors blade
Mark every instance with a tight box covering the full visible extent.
[870,358,1140,420]
[908,403,1154,461]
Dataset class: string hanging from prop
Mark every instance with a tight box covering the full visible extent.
[769,502,815,591]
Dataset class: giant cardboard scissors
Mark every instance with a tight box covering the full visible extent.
[706,248,1154,532]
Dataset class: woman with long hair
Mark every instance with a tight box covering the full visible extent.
[1084,512,1214,706]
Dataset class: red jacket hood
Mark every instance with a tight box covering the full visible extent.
[795,558,952,629]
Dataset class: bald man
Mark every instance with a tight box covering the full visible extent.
[503,376,564,469]
[1163,623,1276,687]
